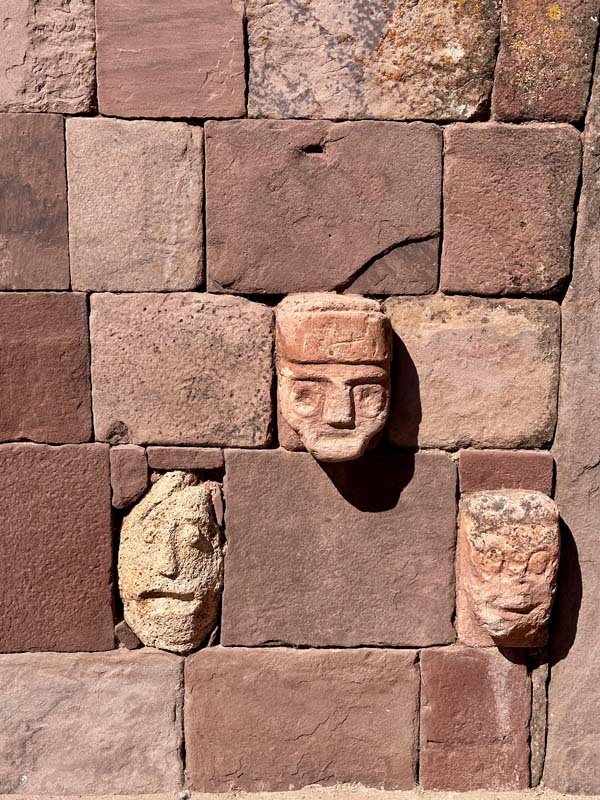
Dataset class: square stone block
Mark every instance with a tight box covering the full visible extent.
[221,450,456,647]
[147,446,224,471]
[90,293,273,447]
[96,0,245,118]
[459,449,554,495]
[0,113,69,289]
[385,295,560,449]
[185,646,419,791]
[206,119,441,294]
[0,443,113,652]
[67,118,203,291]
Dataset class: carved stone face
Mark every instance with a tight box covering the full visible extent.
[276,294,391,462]
[118,471,223,654]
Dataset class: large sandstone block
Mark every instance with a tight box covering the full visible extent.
[441,123,581,295]
[0,293,92,443]
[221,450,456,647]
[420,647,531,790]
[0,0,95,113]
[493,0,598,122]
[385,296,561,449]
[185,647,419,791]
[0,113,69,290]
[67,118,203,292]
[96,0,245,118]
[0,650,183,793]
[248,0,500,120]
[459,449,554,495]
[206,120,441,294]
[90,293,273,447]
[0,444,113,652]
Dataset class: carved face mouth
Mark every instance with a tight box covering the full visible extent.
[138,589,196,602]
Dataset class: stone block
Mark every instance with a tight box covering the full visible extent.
[90,293,273,447]
[185,646,419,791]
[110,445,148,509]
[206,120,441,293]
[385,295,561,449]
[67,118,203,291]
[493,0,599,122]
[0,0,95,113]
[420,647,531,790]
[0,650,183,793]
[221,450,456,647]
[114,620,141,650]
[96,0,245,118]
[147,447,224,471]
[0,113,69,290]
[0,293,92,443]
[0,443,113,652]
[248,0,500,120]
[441,122,581,296]
[459,449,554,495]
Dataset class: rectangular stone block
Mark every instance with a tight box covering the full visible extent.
[0,443,113,652]
[67,118,203,292]
[385,296,561,449]
[90,293,273,448]
[441,122,581,296]
[248,0,500,121]
[420,647,531,790]
[147,446,224,471]
[0,293,92,443]
[110,445,148,509]
[96,0,245,118]
[221,450,456,647]
[0,650,183,793]
[206,120,441,294]
[185,647,419,791]
[0,113,69,289]
[459,449,554,495]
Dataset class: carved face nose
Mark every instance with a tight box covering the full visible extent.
[322,382,354,428]
[156,536,179,579]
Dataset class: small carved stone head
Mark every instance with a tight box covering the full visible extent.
[118,471,223,654]
[276,293,392,462]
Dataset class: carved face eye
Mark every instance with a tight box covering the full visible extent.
[354,383,387,418]
[528,550,549,575]
[481,547,504,573]
[290,381,323,417]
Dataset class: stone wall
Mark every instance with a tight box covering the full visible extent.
[0,0,599,794]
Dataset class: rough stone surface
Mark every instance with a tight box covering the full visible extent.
[67,118,203,292]
[0,443,113,652]
[441,123,581,296]
[114,620,141,650]
[247,0,500,121]
[544,63,600,794]
[0,113,69,290]
[460,449,554,495]
[147,447,224,472]
[90,293,274,447]
[493,0,599,122]
[221,450,456,647]
[96,0,245,118]
[186,646,419,791]
[0,0,95,113]
[531,659,549,787]
[0,293,92,443]
[456,491,560,647]
[206,120,441,294]
[420,647,531,790]
[110,445,148,509]
[385,295,561,449]
[119,472,223,654]
[0,650,183,793]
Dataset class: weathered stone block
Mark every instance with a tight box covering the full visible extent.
[0,0,95,113]
[385,295,561,449]
[0,650,183,793]
[110,445,148,509]
[185,646,419,791]
[67,118,203,291]
[221,450,456,647]
[96,0,245,118]
[147,447,224,471]
[0,293,92,443]
[420,647,531,790]
[248,0,500,120]
[206,120,441,293]
[0,113,69,290]
[441,122,581,295]
[90,293,273,447]
[460,449,554,495]
[0,443,113,652]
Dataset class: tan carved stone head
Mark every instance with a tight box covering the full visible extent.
[276,293,392,462]
[459,490,560,647]
[118,471,223,654]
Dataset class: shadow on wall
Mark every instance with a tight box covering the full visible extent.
[549,519,582,666]
[388,330,422,449]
